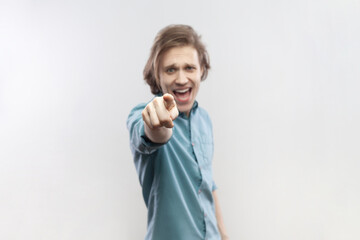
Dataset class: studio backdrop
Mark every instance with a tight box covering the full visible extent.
[1,0,359,239]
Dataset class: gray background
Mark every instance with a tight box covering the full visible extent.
[1,0,359,239]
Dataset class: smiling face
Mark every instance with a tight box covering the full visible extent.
[158,46,203,116]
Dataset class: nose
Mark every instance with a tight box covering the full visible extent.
[175,70,188,85]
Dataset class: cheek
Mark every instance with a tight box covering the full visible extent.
[193,75,201,85]
[159,77,171,91]
[192,71,202,81]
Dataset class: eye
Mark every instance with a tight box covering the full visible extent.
[166,68,176,73]
[185,66,195,71]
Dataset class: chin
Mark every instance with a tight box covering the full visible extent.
[177,104,192,114]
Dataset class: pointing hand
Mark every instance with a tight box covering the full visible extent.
[142,93,179,129]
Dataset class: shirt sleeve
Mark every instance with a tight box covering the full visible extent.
[127,103,166,155]
[208,112,217,192]
[212,180,218,191]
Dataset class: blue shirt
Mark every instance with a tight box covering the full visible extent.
[127,99,220,240]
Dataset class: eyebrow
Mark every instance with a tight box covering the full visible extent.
[185,63,197,68]
[163,63,196,69]
[163,64,177,70]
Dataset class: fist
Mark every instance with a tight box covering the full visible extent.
[142,93,179,129]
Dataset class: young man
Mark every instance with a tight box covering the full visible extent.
[127,25,229,240]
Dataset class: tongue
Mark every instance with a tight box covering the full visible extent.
[174,90,190,102]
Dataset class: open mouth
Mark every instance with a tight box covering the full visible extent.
[173,88,192,103]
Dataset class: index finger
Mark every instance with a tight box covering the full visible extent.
[163,93,176,111]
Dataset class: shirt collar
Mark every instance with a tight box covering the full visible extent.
[178,100,198,118]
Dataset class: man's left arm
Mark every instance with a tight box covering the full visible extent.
[213,189,229,240]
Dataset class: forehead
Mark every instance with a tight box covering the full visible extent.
[160,46,200,66]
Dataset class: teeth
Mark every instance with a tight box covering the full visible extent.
[175,88,189,93]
